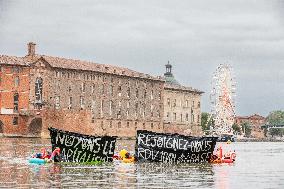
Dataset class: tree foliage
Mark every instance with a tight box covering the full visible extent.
[266,110,284,137]
[267,110,284,125]
[232,123,241,134]
[241,122,252,137]
[269,128,284,137]
[201,112,214,132]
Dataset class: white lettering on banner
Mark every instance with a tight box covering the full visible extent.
[52,132,116,162]
[56,133,65,145]
[103,141,109,156]
[138,133,146,146]
[79,152,87,162]
[65,135,76,147]
[138,133,214,152]
[93,138,101,153]
[157,137,163,148]
[108,140,116,155]
[136,132,216,163]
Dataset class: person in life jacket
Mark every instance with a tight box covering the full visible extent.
[210,146,222,163]
[118,149,135,163]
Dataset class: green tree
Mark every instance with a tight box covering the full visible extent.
[267,110,284,125]
[201,112,214,133]
[269,128,284,137]
[232,123,241,134]
[241,122,252,137]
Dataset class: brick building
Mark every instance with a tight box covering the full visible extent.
[0,42,164,138]
[235,114,266,138]
[0,43,204,138]
[0,56,30,136]
[162,62,203,136]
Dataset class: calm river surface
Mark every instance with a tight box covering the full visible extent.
[0,138,283,189]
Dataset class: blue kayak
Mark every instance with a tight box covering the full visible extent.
[28,158,47,164]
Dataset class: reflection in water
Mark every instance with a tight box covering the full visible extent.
[0,138,284,188]
[136,162,214,188]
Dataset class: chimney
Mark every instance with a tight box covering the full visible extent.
[27,42,36,56]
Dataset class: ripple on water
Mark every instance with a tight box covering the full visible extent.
[0,138,284,188]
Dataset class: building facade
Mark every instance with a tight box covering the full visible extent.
[162,62,203,136]
[0,56,30,136]
[0,43,164,138]
[235,114,266,138]
[0,43,204,138]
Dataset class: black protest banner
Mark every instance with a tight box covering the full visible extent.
[48,127,117,162]
[135,130,218,163]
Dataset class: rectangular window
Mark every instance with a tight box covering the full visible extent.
[68,97,72,109]
[117,109,121,119]
[14,93,19,113]
[118,86,122,96]
[80,96,85,109]
[198,115,200,123]
[55,96,60,109]
[181,114,183,122]
[126,110,129,118]
[186,100,189,107]
[15,76,19,87]
[150,90,153,100]
[92,84,95,94]
[127,88,130,98]
[186,113,189,121]
[136,89,139,98]
[109,101,113,116]
[55,71,60,77]
[13,117,18,125]
[102,84,105,95]
[167,98,170,106]
[173,99,176,107]
[100,100,104,117]
[173,113,176,121]
[81,83,86,93]
[109,85,113,96]
[91,100,96,113]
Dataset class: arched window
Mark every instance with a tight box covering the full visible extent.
[35,77,43,106]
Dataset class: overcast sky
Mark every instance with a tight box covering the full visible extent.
[1,0,284,116]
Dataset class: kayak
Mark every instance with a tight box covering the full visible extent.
[28,158,48,164]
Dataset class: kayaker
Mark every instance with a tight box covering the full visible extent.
[118,149,135,163]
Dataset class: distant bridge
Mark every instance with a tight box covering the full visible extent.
[261,125,284,130]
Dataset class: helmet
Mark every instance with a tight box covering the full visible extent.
[119,149,128,158]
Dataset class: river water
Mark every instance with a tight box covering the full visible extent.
[0,138,283,189]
